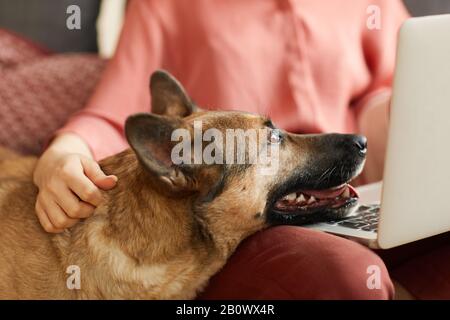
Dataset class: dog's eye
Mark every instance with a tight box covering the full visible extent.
[268,129,282,144]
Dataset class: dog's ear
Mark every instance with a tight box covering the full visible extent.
[150,70,198,117]
[125,113,194,192]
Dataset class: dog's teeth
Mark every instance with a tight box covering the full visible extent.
[296,194,306,203]
[307,196,316,204]
[284,193,297,201]
[342,187,350,198]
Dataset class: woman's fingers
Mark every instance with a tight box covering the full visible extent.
[58,158,105,207]
[93,175,118,190]
[32,134,113,233]
[33,147,116,233]
[55,186,96,219]
[43,198,79,230]
[35,199,64,233]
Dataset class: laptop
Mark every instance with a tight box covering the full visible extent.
[305,14,450,249]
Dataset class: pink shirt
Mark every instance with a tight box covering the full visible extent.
[59,0,409,160]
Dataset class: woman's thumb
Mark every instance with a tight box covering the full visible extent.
[94,175,118,190]
[81,158,118,190]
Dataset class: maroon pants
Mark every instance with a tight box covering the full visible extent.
[200,226,450,299]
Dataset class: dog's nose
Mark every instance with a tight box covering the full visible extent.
[353,135,367,155]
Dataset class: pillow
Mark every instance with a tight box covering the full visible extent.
[0,31,106,155]
[0,29,50,69]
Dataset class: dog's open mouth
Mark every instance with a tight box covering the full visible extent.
[268,183,359,225]
[274,183,358,212]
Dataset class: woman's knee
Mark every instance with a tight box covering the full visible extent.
[200,226,394,300]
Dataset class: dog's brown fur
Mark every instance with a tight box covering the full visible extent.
[0,71,365,299]
[0,143,269,299]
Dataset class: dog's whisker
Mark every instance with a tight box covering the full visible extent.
[326,166,337,185]
[314,167,331,187]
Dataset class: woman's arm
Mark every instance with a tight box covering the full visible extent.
[33,0,163,232]
[355,0,409,184]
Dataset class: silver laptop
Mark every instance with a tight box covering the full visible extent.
[306,15,450,249]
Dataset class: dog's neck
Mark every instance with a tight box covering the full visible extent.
[97,149,206,263]
[98,149,248,260]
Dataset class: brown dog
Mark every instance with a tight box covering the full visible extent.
[0,71,366,299]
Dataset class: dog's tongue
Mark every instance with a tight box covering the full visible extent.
[303,184,359,199]
[348,184,359,197]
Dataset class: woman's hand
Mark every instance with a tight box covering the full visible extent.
[33,133,117,233]
[357,91,391,184]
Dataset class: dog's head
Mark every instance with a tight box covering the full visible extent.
[125,70,366,238]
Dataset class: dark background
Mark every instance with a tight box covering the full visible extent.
[0,0,100,52]
[0,0,449,53]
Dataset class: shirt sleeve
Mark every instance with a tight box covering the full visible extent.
[353,0,410,117]
[56,0,163,160]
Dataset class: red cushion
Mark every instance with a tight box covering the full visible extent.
[0,29,50,69]
[0,30,106,155]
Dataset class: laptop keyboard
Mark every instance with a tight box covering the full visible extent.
[325,204,380,233]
